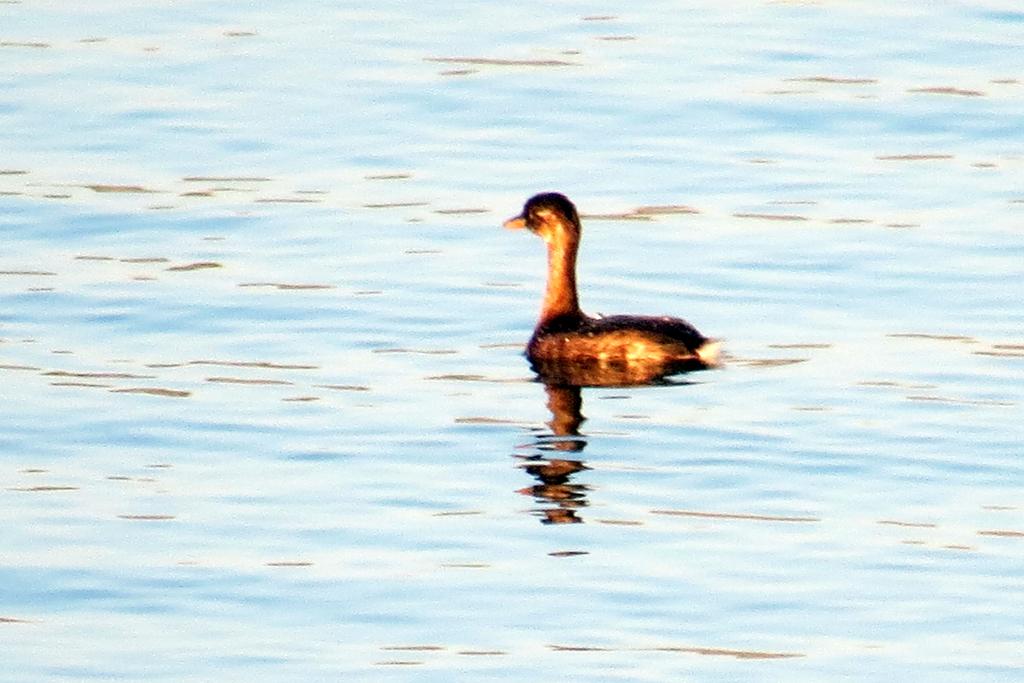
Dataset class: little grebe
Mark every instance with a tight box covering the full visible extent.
[505,192,719,378]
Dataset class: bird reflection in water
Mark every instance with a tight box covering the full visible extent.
[517,360,705,525]
[517,381,590,524]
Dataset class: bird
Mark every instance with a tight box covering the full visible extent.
[504,192,719,384]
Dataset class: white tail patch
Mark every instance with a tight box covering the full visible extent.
[696,340,722,367]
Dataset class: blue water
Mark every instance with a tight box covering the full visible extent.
[3,2,1023,681]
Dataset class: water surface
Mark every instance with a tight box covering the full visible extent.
[2,1,1023,680]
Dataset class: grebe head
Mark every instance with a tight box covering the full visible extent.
[504,192,580,243]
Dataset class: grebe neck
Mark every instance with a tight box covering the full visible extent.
[539,231,581,324]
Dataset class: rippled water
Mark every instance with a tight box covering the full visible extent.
[3,1,1023,680]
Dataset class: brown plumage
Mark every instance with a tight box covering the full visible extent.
[504,192,719,384]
